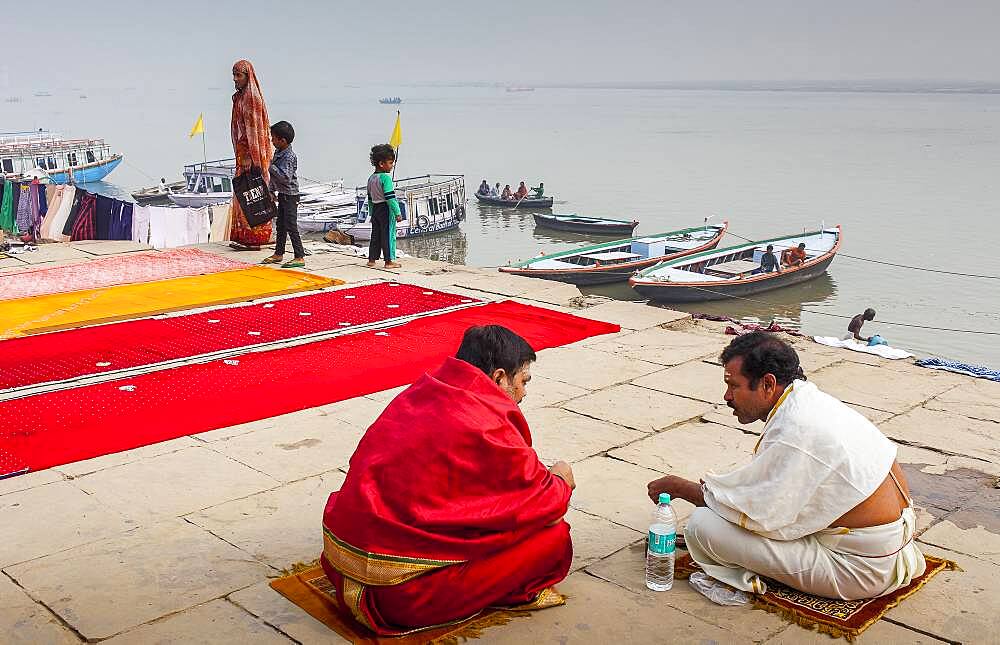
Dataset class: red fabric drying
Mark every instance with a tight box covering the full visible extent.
[0,282,476,390]
[0,301,618,475]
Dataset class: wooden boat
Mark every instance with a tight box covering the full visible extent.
[533,213,638,236]
[131,180,186,206]
[474,192,553,208]
[629,226,841,302]
[499,222,728,286]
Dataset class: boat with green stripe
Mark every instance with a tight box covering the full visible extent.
[498,221,728,286]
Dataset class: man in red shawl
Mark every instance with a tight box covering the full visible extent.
[230,59,273,250]
[320,325,576,635]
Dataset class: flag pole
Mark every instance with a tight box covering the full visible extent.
[392,110,400,180]
[201,130,207,166]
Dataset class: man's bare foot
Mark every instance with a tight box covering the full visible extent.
[366,261,377,268]
[384,261,402,269]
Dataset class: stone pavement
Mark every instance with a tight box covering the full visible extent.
[2,242,998,644]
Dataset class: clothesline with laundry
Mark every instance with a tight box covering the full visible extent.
[1,180,233,249]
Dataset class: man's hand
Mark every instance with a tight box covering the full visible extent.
[549,461,575,490]
[647,474,705,506]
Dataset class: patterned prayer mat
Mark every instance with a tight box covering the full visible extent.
[0,248,250,301]
[674,553,959,641]
[270,564,564,644]
[0,266,337,338]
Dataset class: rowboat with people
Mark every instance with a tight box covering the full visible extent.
[474,192,553,208]
[629,226,841,302]
[533,212,639,236]
[499,222,728,285]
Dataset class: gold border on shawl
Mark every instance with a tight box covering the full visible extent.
[504,587,567,611]
[322,527,464,586]
[340,576,376,631]
[754,384,795,454]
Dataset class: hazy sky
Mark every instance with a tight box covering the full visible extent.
[3,0,999,90]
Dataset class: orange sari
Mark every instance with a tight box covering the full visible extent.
[230,59,273,246]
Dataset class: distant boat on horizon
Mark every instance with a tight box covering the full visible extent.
[34,91,52,97]
[506,87,535,93]
[379,97,402,104]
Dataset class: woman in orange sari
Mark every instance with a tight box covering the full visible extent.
[230,59,273,250]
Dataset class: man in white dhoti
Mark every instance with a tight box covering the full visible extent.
[647,332,925,601]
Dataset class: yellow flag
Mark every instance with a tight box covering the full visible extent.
[388,111,402,150]
[189,113,205,138]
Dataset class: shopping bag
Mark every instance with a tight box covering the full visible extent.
[233,167,276,227]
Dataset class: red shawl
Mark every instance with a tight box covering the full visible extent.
[230,59,273,245]
[323,357,571,568]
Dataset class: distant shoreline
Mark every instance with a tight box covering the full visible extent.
[404,81,1000,95]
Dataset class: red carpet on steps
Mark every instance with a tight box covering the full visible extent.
[0,282,476,390]
[0,301,619,475]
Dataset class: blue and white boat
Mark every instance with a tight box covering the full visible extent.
[0,130,122,185]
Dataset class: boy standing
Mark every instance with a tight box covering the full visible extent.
[366,144,402,268]
[260,120,305,268]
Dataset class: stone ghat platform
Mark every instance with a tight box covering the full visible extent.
[2,241,998,643]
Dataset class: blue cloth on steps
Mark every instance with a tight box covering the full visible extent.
[914,358,1000,382]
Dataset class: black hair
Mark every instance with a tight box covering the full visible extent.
[798,242,806,249]
[270,121,294,144]
[766,244,774,251]
[369,144,395,168]
[719,331,805,388]
[456,325,536,378]
[864,308,876,318]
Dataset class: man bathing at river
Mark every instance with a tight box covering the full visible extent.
[847,308,877,343]
[647,332,925,600]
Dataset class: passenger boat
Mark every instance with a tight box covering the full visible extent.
[533,212,638,236]
[335,174,467,241]
[167,158,356,220]
[499,222,728,286]
[0,130,122,184]
[474,192,553,208]
[629,226,841,302]
[379,97,402,104]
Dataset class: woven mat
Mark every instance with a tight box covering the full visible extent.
[270,565,562,644]
[675,553,959,641]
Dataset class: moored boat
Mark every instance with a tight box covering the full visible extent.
[335,174,467,241]
[533,212,638,236]
[475,192,553,208]
[0,130,122,184]
[629,226,841,302]
[499,222,728,286]
[131,180,186,206]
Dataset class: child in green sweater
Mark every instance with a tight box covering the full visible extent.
[366,144,402,268]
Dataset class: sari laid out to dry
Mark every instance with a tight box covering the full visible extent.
[321,357,573,636]
[230,59,273,246]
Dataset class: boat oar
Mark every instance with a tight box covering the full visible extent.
[512,195,527,208]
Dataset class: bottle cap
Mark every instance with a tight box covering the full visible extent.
[658,493,671,504]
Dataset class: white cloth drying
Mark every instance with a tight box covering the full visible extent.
[813,336,914,360]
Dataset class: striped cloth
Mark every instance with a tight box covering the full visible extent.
[915,357,1000,382]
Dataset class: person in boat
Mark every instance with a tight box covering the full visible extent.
[158,178,169,194]
[754,244,781,274]
[515,182,529,200]
[491,182,501,197]
[782,242,808,267]
[646,332,924,601]
[501,184,514,200]
[229,59,274,251]
[320,325,575,635]
[846,308,877,343]
[478,179,490,195]
[531,182,544,198]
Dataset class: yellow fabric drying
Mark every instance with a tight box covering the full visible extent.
[0,267,339,338]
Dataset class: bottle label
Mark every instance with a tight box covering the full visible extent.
[648,530,676,555]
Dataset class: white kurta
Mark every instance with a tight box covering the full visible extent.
[688,380,925,600]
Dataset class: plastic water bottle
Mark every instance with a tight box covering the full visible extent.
[646,492,676,591]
